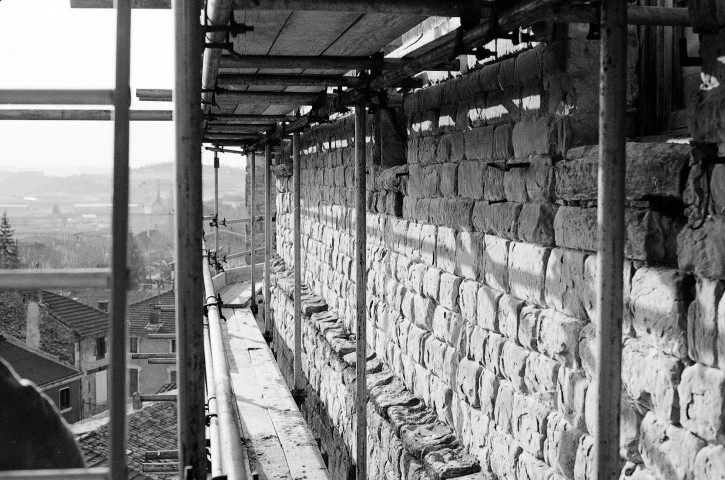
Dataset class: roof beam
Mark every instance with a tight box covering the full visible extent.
[219,55,403,71]
[72,0,471,16]
[216,73,423,88]
[138,88,325,105]
[204,113,298,122]
[0,109,172,121]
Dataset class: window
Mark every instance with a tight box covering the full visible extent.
[95,337,106,359]
[169,370,177,384]
[169,339,176,353]
[59,387,70,411]
[129,369,139,395]
[129,337,139,354]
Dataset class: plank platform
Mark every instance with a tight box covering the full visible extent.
[221,282,329,480]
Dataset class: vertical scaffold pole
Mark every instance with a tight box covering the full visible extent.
[214,151,220,260]
[595,1,628,479]
[109,0,130,478]
[354,102,368,480]
[293,132,303,391]
[250,150,256,306]
[264,142,272,335]
[174,0,206,476]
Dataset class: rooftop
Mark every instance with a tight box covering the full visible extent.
[128,290,176,336]
[42,291,110,337]
[0,334,81,388]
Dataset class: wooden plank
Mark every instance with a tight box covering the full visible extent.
[228,304,328,480]
[221,284,294,480]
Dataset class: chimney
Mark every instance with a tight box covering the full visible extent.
[25,300,41,350]
[97,300,109,313]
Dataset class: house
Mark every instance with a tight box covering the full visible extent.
[40,291,111,418]
[0,334,83,423]
[127,291,176,396]
[74,398,177,479]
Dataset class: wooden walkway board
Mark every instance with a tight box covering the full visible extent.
[221,282,329,480]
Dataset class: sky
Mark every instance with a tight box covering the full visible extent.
[0,0,242,176]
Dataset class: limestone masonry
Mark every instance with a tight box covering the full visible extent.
[266,19,725,480]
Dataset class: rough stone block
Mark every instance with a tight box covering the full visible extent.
[630,266,691,359]
[500,341,530,392]
[512,392,549,458]
[544,412,584,480]
[439,163,459,197]
[512,117,556,158]
[545,248,588,319]
[622,338,684,422]
[483,333,506,375]
[451,131,466,163]
[556,143,691,202]
[448,198,475,232]
[688,278,725,367]
[518,304,542,350]
[457,358,483,408]
[400,422,459,457]
[432,306,463,347]
[639,412,706,480]
[524,352,559,408]
[482,235,510,292]
[413,294,436,331]
[423,267,441,300]
[493,124,515,160]
[479,368,499,417]
[436,227,457,275]
[573,434,594,480]
[497,295,524,344]
[504,168,528,203]
[420,137,438,165]
[468,325,488,364]
[456,231,484,280]
[525,156,555,203]
[477,285,502,332]
[489,429,521,480]
[508,242,550,306]
[465,127,495,161]
[694,445,725,480]
[557,367,588,432]
[424,448,481,479]
[472,201,521,240]
[407,322,431,365]
[459,279,479,324]
[678,216,725,281]
[518,203,558,246]
[483,91,511,125]
[678,363,725,443]
[458,161,486,200]
[517,452,557,480]
[480,170,504,206]
[494,381,516,433]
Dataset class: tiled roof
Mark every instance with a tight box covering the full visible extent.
[0,335,81,387]
[59,289,160,311]
[77,401,177,480]
[155,383,176,394]
[41,291,109,337]
[128,291,176,337]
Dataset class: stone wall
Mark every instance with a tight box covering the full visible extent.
[269,19,725,480]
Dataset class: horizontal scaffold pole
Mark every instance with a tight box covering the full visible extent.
[138,88,325,105]
[204,113,298,123]
[216,73,423,88]
[0,109,172,121]
[218,54,403,71]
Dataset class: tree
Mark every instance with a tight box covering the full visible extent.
[0,212,20,269]
[127,234,145,289]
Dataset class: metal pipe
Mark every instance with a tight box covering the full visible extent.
[202,245,249,480]
[214,152,220,261]
[201,0,235,115]
[175,0,207,476]
[354,102,368,480]
[217,73,361,87]
[224,215,265,226]
[138,89,325,105]
[139,394,177,402]
[205,146,247,155]
[293,131,302,391]
[148,358,177,364]
[0,89,115,105]
[204,321,223,477]
[205,127,268,135]
[144,451,178,461]
[264,141,272,336]
[0,109,172,121]
[205,113,298,122]
[594,1,627,479]
[0,269,111,290]
[109,1,131,478]
[131,353,176,359]
[250,150,257,306]
[225,247,265,261]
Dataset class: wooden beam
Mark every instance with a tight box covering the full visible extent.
[204,113,298,122]
[138,88,324,105]
[206,121,274,128]
[0,109,172,121]
[219,55,402,71]
[217,73,424,88]
[73,0,466,15]
[205,127,269,134]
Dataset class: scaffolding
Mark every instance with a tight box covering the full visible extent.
[0,1,697,479]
